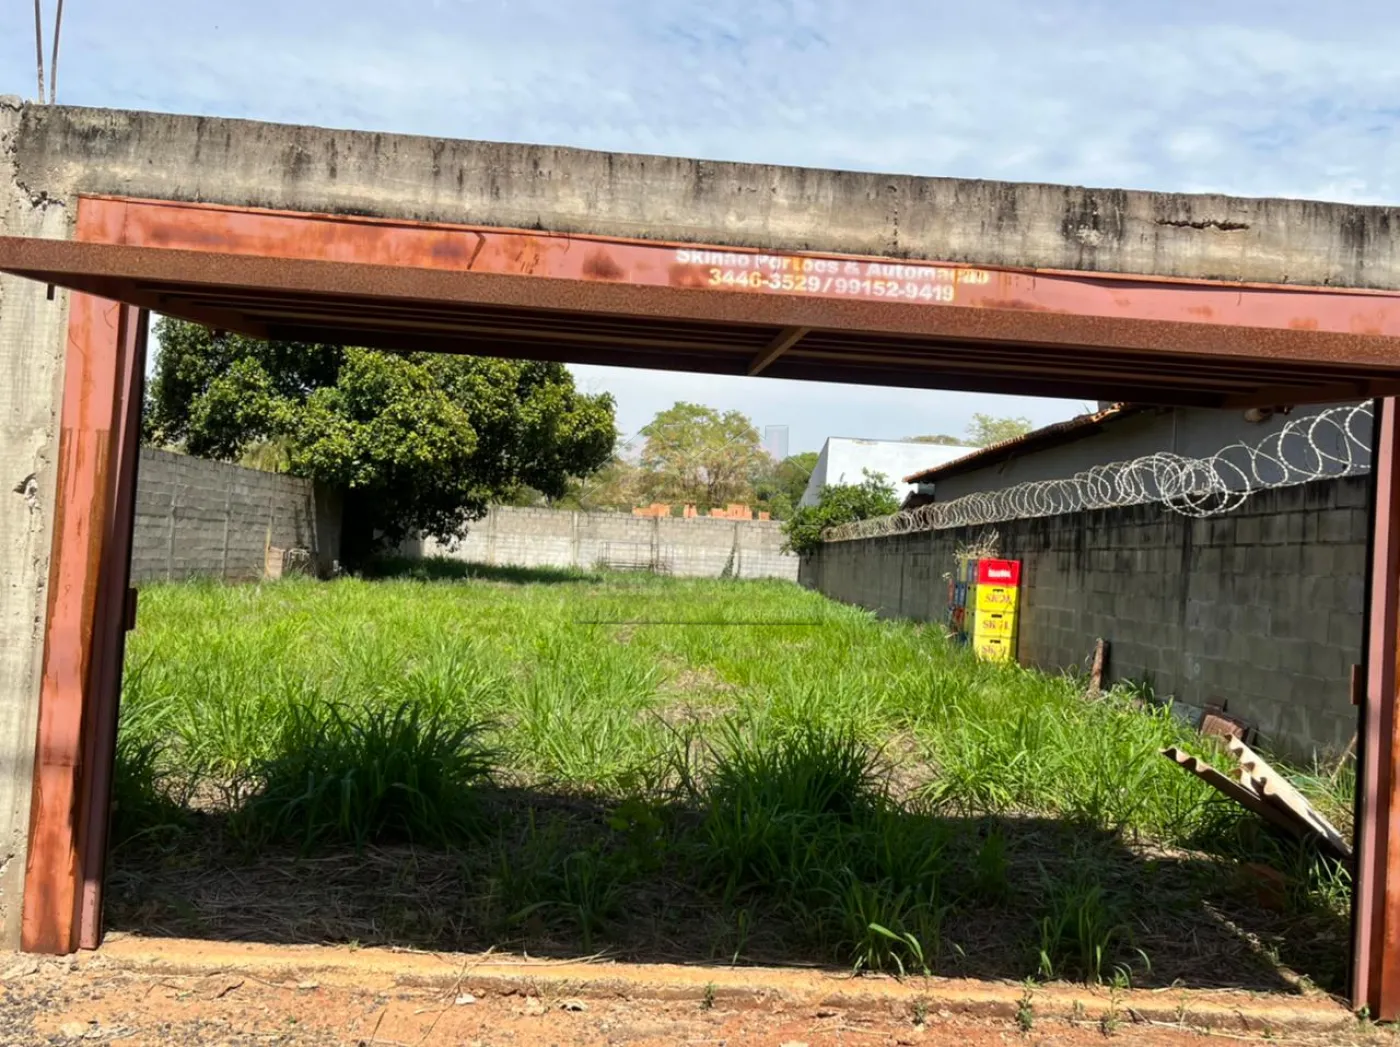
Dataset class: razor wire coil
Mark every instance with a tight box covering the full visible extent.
[822,402,1375,543]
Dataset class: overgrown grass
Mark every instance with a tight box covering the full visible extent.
[110,564,1355,992]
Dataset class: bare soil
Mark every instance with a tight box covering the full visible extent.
[0,936,1374,1047]
[103,802,1349,994]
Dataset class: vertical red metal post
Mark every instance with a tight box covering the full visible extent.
[21,296,139,954]
[76,307,146,949]
[1355,396,1400,1017]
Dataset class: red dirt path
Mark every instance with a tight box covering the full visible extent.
[0,936,1373,1046]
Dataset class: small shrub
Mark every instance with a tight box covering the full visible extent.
[110,733,190,850]
[972,825,1010,903]
[702,722,885,895]
[835,875,943,976]
[782,471,900,554]
[240,699,495,850]
[1036,873,1142,984]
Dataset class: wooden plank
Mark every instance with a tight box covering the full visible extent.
[1160,747,1305,839]
[1228,738,1351,860]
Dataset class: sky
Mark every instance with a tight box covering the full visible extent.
[4,1,1399,452]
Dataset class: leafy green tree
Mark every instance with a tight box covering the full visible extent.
[966,413,1034,447]
[638,402,768,508]
[146,319,616,558]
[907,434,969,446]
[751,450,820,520]
[782,471,900,554]
[548,451,645,511]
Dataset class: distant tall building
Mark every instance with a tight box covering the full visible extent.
[763,425,790,461]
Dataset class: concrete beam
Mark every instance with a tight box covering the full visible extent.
[10,102,1400,290]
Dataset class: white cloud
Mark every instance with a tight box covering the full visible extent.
[5,0,1399,446]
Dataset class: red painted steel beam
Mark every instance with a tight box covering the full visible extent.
[76,308,146,949]
[1357,396,1400,1017]
[5,235,1400,394]
[747,326,810,376]
[22,298,140,954]
[72,196,1400,341]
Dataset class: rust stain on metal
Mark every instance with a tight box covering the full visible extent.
[976,298,1061,314]
[581,250,625,282]
[667,263,710,289]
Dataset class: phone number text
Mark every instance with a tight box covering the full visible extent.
[707,268,976,301]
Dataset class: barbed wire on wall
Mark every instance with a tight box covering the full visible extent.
[823,402,1375,543]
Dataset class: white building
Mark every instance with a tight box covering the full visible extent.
[799,438,969,507]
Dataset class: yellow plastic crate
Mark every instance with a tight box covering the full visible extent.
[975,585,1019,613]
[973,611,1018,638]
[974,636,1015,663]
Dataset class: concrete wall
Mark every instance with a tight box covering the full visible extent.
[13,104,1400,289]
[931,404,1369,503]
[0,98,69,945]
[410,506,797,580]
[131,449,340,583]
[801,477,1369,761]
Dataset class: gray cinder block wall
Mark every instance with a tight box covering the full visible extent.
[131,448,340,582]
[410,506,798,580]
[800,476,1368,760]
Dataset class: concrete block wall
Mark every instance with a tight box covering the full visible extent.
[131,448,341,582]
[800,476,1368,760]
[413,505,798,580]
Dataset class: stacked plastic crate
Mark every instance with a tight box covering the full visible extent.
[946,556,979,645]
[971,559,1021,662]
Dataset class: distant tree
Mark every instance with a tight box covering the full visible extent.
[550,452,645,511]
[638,402,767,508]
[966,413,1034,447]
[751,450,820,520]
[906,434,969,446]
[782,471,900,555]
[146,319,617,559]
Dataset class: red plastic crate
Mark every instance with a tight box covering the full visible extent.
[976,559,1021,587]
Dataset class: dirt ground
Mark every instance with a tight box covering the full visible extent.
[0,936,1383,1047]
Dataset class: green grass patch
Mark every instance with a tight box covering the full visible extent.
[108,563,1353,992]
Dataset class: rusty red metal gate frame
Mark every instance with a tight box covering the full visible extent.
[7,195,1400,1016]
[1355,397,1400,1014]
[23,295,145,954]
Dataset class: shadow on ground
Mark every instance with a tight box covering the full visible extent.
[103,780,1347,996]
[360,556,604,586]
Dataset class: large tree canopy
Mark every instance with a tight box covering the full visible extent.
[966,413,1034,447]
[147,319,617,553]
[637,402,769,508]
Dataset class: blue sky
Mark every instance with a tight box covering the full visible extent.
[5,1,1399,452]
